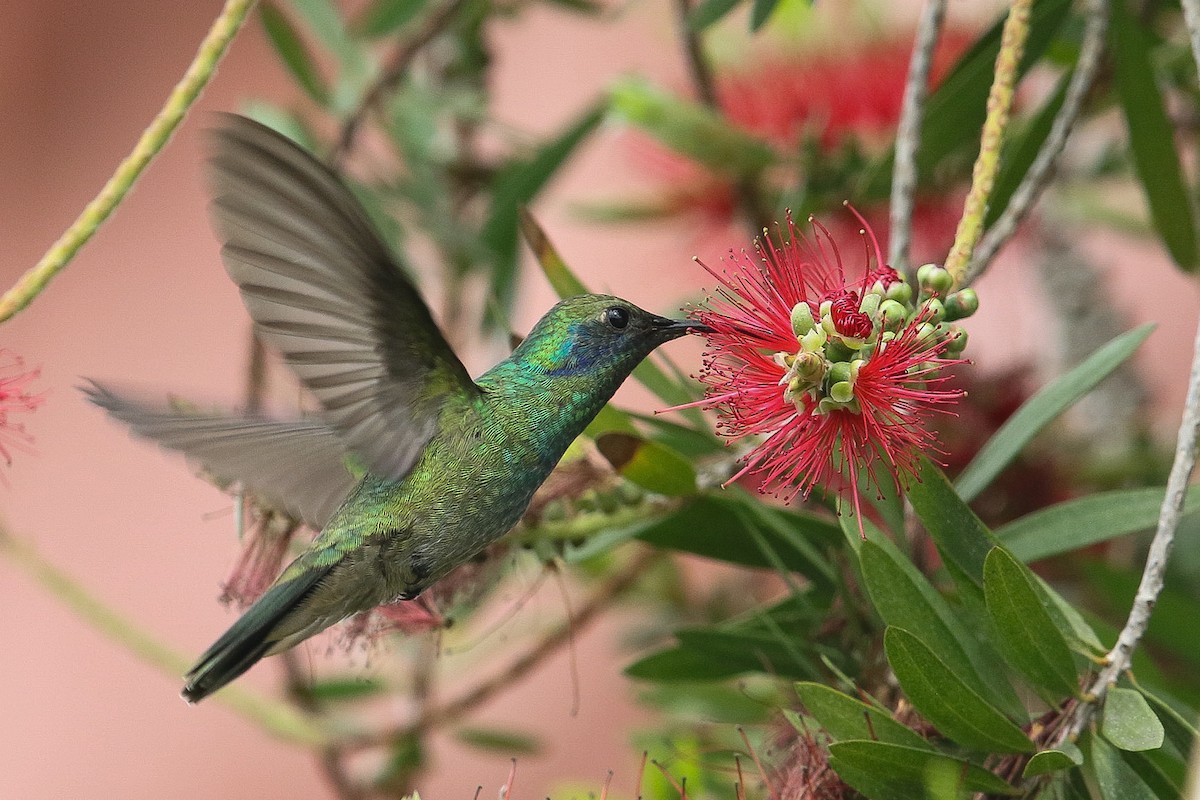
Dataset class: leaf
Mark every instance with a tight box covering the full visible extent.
[793,682,931,750]
[688,0,741,30]
[1110,0,1198,271]
[305,677,387,701]
[484,104,604,313]
[1086,733,1159,800]
[625,646,750,682]
[290,0,370,97]
[828,741,1018,797]
[999,486,1200,562]
[749,0,781,31]
[594,433,697,496]
[608,76,777,176]
[626,410,723,458]
[453,726,542,756]
[260,2,330,106]
[983,547,1080,698]
[860,539,1024,717]
[956,325,1154,502]
[1023,744,1083,778]
[357,0,427,37]
[1102,687,1165,752]
[884,627,1034,753]
[1139,687,1198,756]
[907,455,999,587]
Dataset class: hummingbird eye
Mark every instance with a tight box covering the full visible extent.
[603,306,631,330]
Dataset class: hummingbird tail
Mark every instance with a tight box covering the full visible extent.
[182,566,331,703]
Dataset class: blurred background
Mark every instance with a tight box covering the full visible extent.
[2,0,1199,797]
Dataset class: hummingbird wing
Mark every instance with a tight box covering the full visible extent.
[207,114,480,482]
[83,381,357,529]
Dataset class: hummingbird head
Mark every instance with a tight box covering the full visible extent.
[512,294,709,381]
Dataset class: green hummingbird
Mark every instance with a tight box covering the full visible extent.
[85,115,706,703]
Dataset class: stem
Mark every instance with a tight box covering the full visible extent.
[889,0,947,278]
[671,0,772,231]
[1063,312,1200,740]
[942,0,1032,287]
[0,525,331,748]
[964,0,1109,285]
[1182,0,1200,77]
[345,548,661,751]
[331,0,470,164]
[0,0,256,324]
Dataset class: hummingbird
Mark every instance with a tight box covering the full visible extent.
[85,114,707,703]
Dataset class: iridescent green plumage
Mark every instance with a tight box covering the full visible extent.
[85,115,704,703]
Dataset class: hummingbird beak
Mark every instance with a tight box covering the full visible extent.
[649,315,713,339]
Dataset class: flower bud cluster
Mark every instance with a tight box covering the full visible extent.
[775,263,977,415]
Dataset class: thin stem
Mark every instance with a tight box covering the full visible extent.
[345,548,661,751]
[964,0,1109,285]
[671,0,772,231]
[1182,0,1200,76]
[0,0,256,324]
[943,0,1032,287]
[331,0,470,164]
[889,0,947,277]
[0,525,331,747]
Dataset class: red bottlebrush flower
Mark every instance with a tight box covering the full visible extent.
[683,210,966,532]
[220,508,303,608]
[0,350,44,473]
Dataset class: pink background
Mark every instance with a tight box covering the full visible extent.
[1,1,1197,797]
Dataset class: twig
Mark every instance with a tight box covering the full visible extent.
[0,0,256,324]
[670,0,772,231]
[330,0,470,164]
[1062,312,1200,741]
[345,547,661,750]
[889,0,947,277]
[964,0,1109,285]
[943,0,1032,287]
[0,524,331,747]
[1182,0,1200,77]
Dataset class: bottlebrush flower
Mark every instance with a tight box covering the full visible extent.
[683,209,973,533]
[0,350,44,474]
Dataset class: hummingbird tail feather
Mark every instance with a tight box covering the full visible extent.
[182,566,331,703]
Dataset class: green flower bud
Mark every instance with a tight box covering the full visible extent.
[793,351,826,382]
[829,381,855,403]
[791,302,815,336]
[917,263,953,296]
[800,326,827,353]
[886,280,913,305]
[945,325,969,354]
[858,292,881,318]
[943,289,980,321]
[915,322,937,343]
[922,298,946,324]
[828,361,853,386]
[879,299,908,329]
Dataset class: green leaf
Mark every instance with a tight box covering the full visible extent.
[884,627,1034,753]
[956,324,1154,502]
[635,495,839,582]
[907,455,999,587]
[793,683,931,750]
[305,677,387,701]
[453,726,542,755]
[484,103,604,314]
[999,486,1200,562]
[860,539,1024,717]
[986,69,1069,228]
[1110,0,1198,271]
[828,741,1018,797]
[983,547,1079,698]
[608,76,777,176]
[749,0,781,30]
[625,646,749,682]
[290,0,370,105]
[1139,687,1198,756]
[594,433,697,496]
[357,0,427,37]
[1102,687,1165,752]
[688,0,741,30]
[1086,733,1159,800]
[626,410,723,458]
[260,2,331,105]
[1123,749,1186,799]
[1023,743,1083,778]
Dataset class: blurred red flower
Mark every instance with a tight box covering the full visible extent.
[0,350,44,474]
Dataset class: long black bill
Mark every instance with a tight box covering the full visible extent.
[650,315,713,339]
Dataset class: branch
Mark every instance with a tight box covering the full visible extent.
[943,0,1032,286]
[964,0,1109,285]
[345,547,662,751]
[0,524,331,747]
[330,0,470,164]
[889,0,948,277]
[671,0,773,231]
[0,0,256,324]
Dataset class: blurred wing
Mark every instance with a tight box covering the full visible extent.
[83,381,357,529]
[207,114,479,481]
